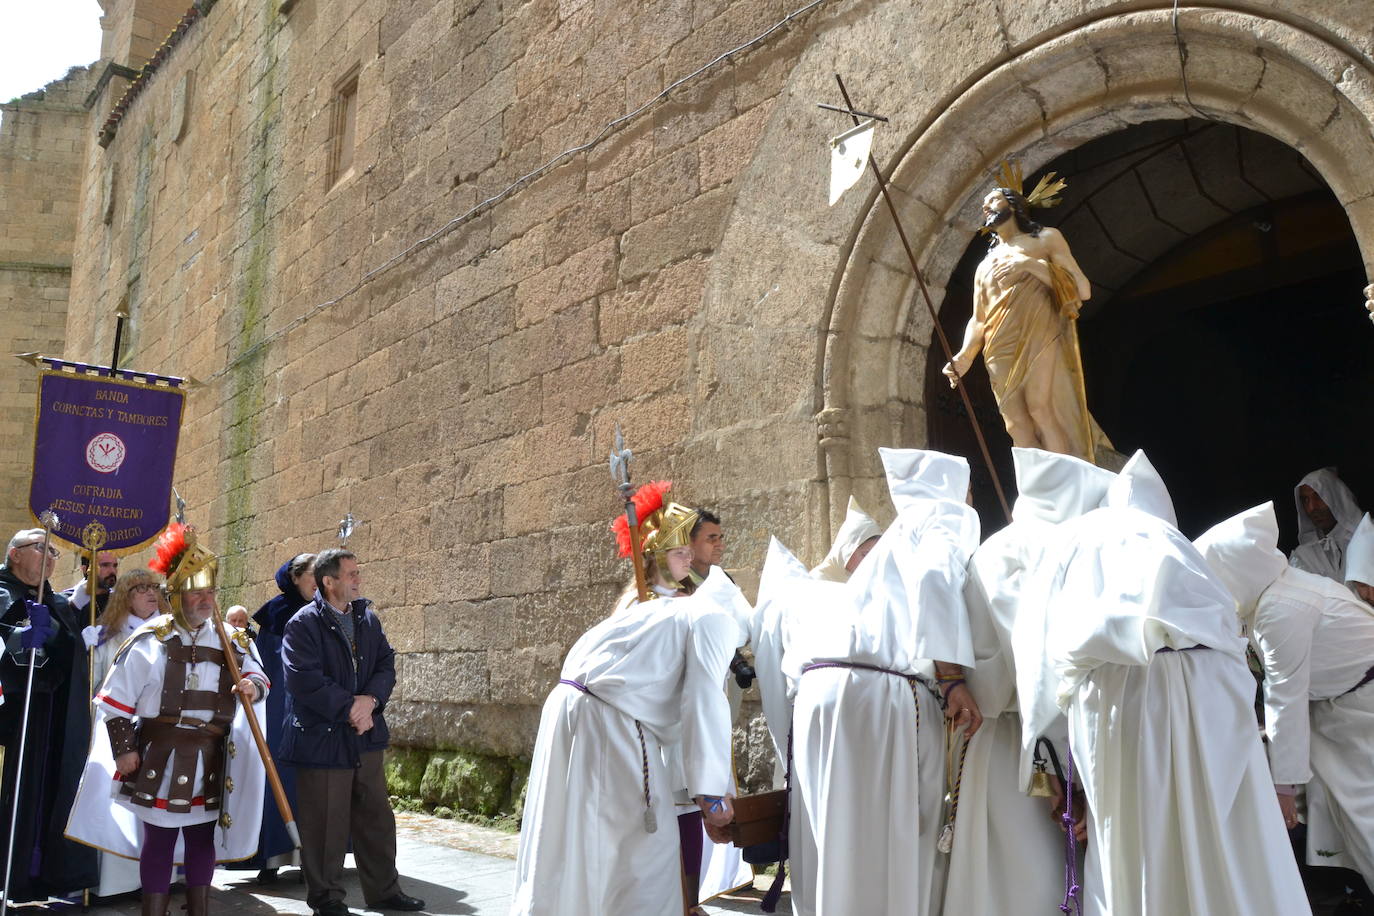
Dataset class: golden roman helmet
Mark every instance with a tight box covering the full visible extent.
[149,522,218,624]
[641,502,699,557]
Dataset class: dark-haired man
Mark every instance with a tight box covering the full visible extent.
[687,510,726,586]
[1290,468,1363,583]
[280,548,423,916]
[64,549,119,617]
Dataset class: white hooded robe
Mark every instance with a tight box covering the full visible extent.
[510,569,747,916]
[1290,468,1363,583]
[942,447,1113,916]
[1037,464,1308,915]
[786,448,979,916]
[1198,501,1374,887]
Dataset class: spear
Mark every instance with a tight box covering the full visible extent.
[822,75,1012,522]
[608,426,650,603]
[2,509,58,916]
[206,598,301,850]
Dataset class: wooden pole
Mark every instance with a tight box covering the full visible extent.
[208,603,301,849]
[833,74,1012,522]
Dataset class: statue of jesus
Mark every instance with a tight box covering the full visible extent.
[943,179,1110,463]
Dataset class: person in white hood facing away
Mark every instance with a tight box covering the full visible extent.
[1023,451,1308,915]
[785,447,981,916]
[1290,467,1364,582]
[808,496,882,583]
[1344,513,1374,604]
[1197,501,1374,892]
[510,486,750,916]
[744,499,883,916]
[943,447,1113,916]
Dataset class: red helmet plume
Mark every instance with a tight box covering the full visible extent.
[149,522,188,576]
[611,480,671,558]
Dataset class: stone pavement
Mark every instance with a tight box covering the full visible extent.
[63,812,791,916]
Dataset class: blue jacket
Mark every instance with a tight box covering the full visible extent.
[279,592,396,768]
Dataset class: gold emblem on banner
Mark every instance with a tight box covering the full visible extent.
[81,522,108,551]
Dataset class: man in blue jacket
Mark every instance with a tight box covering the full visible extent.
[281,548,424,916]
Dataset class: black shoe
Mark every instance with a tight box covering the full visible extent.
[256,868,280,884]
[312,901,353,916]
[370,893,425,912]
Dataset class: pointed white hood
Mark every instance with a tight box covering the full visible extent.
[1345,513,1374,588]
[1194,502,1288,616]
[753,537,841,762]
[811,496,883,582]
[691,565,752,647]
[879,447,970,512]
[1104,449,1177,526]
[795,448,980,673]
[1011,447,1117,525]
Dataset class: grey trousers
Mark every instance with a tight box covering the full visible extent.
[295,750,402,909]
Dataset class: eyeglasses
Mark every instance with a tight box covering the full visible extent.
[130,584,160,594]
[19,543,60,559]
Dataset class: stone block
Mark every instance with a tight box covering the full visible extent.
[514,236,618,328]
[384,746,431,799]
[617,324,687,397]
[618,186,730,282]
[425,596,519,652]
[398,650,491,704]
[487,298,597,390]
[629,144,699,223]
[418,748,513,816]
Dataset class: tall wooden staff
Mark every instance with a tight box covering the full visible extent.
[823,74,1012,522]
[609,425,650,603]
[207,600,302,850]
[2,510,58,916]
[81,522,107,695]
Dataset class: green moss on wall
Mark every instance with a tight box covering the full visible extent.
[385,747,528,828]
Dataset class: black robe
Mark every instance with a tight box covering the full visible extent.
[0,567,98,901]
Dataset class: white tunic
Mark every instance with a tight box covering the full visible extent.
[66,617,270,863]
[510,569,746,916]
[787,448,979,916]
[87,615,161,894]
[1252,568,1374,882]
[945,447,1113,916]
[749,538,852,916]
[1044,507,1309,915]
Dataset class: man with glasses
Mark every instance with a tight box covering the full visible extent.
[0,529,97,903]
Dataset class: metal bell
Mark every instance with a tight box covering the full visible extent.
[1029,767,1055,798]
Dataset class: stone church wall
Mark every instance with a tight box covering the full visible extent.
[0,67,98,539]
[4,0,1372,814]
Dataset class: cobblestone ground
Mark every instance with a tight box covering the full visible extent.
[49,811,791,915]
[9,812,1360,915]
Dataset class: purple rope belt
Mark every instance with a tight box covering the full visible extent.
[1060,746,1081,915]
[802,660,913,679]
[558,678,657,833]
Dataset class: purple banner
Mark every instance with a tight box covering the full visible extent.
[28,370,185,552]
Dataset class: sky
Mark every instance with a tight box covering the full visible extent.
[0,0,104,105]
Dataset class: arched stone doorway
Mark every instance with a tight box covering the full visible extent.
[926,119,1374,538]
[700,4,1374,552]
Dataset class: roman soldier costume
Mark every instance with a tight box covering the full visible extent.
[67,524,269,915]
